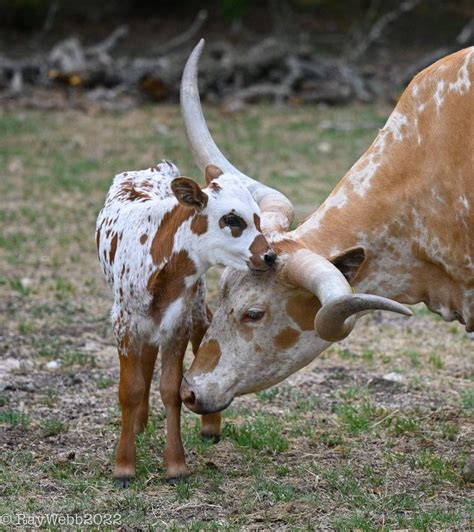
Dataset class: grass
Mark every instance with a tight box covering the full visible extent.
[223,414,289,452]
[0,104,472,529]
[41,418,67,437]
[0,410,30,427]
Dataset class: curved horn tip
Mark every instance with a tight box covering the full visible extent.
[194,39,205,54]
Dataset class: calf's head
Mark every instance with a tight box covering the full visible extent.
[171,164,276,272]
[181,246,412,414]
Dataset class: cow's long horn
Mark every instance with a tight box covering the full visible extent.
[282,249,412,342]
[180,39,294,233]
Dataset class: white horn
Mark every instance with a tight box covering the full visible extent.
[180,39,294,233]
[282,249,412,342]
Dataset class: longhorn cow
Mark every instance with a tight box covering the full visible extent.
[180,43,473,417]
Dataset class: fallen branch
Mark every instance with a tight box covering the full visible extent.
[347,0,422,61]
[157,10,208,56]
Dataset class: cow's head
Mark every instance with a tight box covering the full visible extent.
[178,40,410,413]
[181,244,411,414]
[171,165,275,272]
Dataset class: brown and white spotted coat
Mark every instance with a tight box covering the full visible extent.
[182,47,474,414]
[96,160,274,484]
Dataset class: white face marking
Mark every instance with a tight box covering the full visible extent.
[199,173,268,271]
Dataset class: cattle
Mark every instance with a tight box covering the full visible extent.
[180,45,473,416]
[96,136,291,482]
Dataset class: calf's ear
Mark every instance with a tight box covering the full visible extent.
[171,177,208,210]
[329,246,366,283]
[204,164,223,185]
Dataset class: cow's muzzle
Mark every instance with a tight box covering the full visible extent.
[180,377,232,415]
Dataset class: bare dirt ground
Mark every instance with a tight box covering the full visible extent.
[0,104,472,530]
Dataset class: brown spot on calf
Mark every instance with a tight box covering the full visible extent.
[140,233,148,244]
[118,178,151,202]
[209,182,222,193]
[254,213,262,232]
[248,234,271,268]
[147,250,197,323]
[191,214,208,235]
[250,234,269,255]
[110,233,118,264]
[150,206,194,266]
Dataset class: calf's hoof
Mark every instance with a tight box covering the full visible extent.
[200,432,221,444]
[114,463,135,488]
[114,476,133,489]
[165,464,190,484]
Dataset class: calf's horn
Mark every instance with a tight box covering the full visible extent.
[180,39,294,233]
[282,249,412,342]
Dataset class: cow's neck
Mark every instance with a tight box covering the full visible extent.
[285,63,473,329]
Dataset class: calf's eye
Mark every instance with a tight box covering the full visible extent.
[223,214,243,227]
[243,309,265,322]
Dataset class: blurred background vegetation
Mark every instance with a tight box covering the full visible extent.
[0,0,472,107]
[0,0,472,39]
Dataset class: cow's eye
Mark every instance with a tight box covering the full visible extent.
[242,309,265,322]
[223,214,243,227]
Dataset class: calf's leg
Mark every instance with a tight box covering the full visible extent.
[114,344,145,488]
[135,343,159,434]
[160,335,190,481]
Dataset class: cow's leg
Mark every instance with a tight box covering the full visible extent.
[114,343,145,488]
[135,343,159,434]
[200,413,222,443]
[191,304,221,443]
[160,335,190,481]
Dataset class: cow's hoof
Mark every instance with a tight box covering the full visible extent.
[200,432,221,444]
[114,476,132,489]
[166,474,190,485]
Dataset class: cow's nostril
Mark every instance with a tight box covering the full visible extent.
[264,251,277,266]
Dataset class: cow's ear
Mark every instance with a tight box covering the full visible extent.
[204,164,223,185]
[330,246,366,283]
[171,177,208,210]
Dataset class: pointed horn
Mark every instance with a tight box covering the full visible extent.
[282,249,412,342]
[180,39,294,233]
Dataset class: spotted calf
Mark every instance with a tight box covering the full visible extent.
[96,160,275,485]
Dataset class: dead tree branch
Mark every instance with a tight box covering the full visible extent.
[157,10,208,56]
[347,0,422,61]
